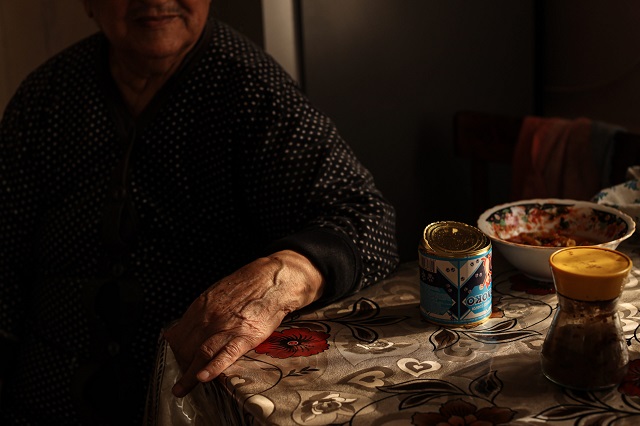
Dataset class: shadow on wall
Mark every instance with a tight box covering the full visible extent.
[358,114,510,264]
[298,1,536,263]
[393,116,512,263]
[384,118,473,263]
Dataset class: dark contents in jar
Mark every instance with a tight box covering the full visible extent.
[541,313,628,390]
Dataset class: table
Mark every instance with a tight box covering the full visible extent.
[146,241,640,425]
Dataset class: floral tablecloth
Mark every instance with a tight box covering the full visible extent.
[146,241,640,426]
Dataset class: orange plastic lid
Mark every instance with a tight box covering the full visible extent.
[549,247,632,301]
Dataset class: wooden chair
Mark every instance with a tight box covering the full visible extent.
[453,110,640,218]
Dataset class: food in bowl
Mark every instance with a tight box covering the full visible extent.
[477,199,636,281]
[506,231,594,247]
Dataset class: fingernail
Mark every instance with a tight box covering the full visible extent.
[197,370,210,381]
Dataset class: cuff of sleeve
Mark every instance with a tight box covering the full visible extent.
[263,227,362,305]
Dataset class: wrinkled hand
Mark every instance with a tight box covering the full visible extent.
[164,250,324,398]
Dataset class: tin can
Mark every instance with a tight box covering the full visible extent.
[419,221,492,327]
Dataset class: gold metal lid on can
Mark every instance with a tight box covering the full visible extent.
[422,221,491,258]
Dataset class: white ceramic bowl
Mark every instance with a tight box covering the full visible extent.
[477,199,636,281]
[592,180,640,227]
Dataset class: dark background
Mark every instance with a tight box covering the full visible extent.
[3,0,639,262]
[215,0,640,262]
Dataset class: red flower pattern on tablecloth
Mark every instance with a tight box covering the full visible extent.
[411,399,515,425]
[619,359,640,396]
[254,327,330,359]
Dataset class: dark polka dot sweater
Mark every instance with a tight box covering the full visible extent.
[0,20,398,423]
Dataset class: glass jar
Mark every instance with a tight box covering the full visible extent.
[541,246,633,391]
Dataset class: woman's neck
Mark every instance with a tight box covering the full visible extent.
[109,51,186,117]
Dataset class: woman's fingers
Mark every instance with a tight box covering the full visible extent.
[171,342,216,397]
[170,334,257,397]
[165,251,325,398]
[164,322,200,372]
[196,335,253,381]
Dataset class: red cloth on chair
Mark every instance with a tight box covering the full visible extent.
[510,116,601,201]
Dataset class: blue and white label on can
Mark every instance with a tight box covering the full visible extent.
[419,248,492,327]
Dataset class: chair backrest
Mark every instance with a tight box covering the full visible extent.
[453,110,640,218]
[453,111,521,218]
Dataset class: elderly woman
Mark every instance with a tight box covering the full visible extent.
[0,0,398,424]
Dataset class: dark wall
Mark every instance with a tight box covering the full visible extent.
[212,0,264,47]
[195,0,640,262]
[299,0,536,261]
[541,0,640,132]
